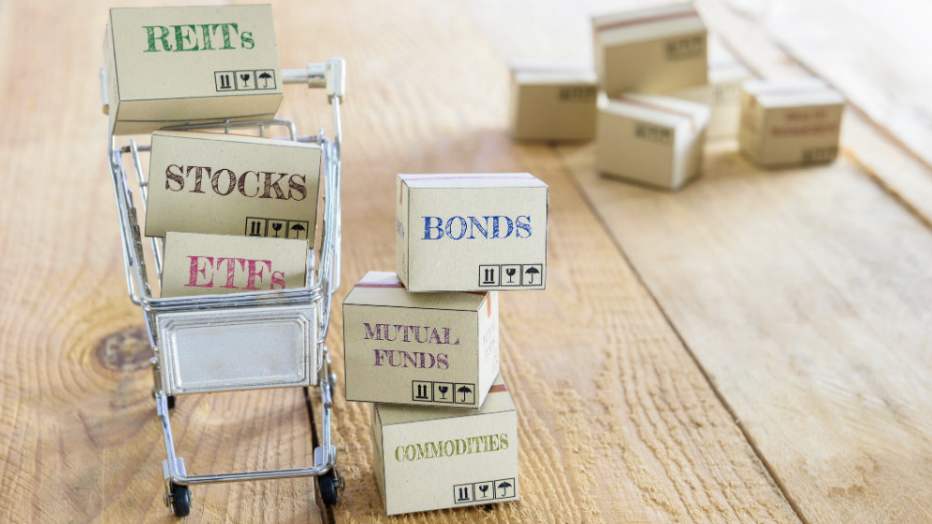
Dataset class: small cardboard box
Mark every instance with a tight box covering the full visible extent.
[343,271,499,408]
[160,232,307,297]
[372,374,518,515]
[104,5,283,135]
[738,78,845,167]
[509,61,598,141]
[592,3,708,96]
[144,131,321,241]
[396,173,548,292]
[597,93,710,190]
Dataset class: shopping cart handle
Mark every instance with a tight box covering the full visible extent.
[282,58,346,102]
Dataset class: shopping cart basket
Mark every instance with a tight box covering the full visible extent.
[101,59,346,516]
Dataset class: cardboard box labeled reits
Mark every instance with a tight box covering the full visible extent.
[160,232,307,297]
[396,173,548,292]
[597,93,710,190]
[593,3,708,96]
[145,131,321,241]
[509,61,598,141]
[343,271,498,408]
[738,78,845,167]
[104,5,283,135]
[372,374,518,515]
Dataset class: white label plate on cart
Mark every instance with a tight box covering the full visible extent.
[157,304,317,395]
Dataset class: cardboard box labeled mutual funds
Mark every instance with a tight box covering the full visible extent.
[160,232,307,297]
[509,61,598,141]
[145,131,321,241]
[104,5,283,135]
[372,374,518,515]
[343,271,499,408]
[593,3,707,96]
[739,78,845,167]
[597,93,710,190]
[397,173,548,292]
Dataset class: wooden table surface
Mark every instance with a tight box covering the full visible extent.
[1,0,930,522]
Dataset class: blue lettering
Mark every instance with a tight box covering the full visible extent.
[468,216,489,239]
[423,216,444,240]
[491,216,514,239]
[515,215,532,238]
[445,216,467,240]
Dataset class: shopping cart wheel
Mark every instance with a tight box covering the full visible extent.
[318,469,340,505]
[169,481,191,517]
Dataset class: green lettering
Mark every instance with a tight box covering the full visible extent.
[174,24,199,51]
[218,23,238,49]
[394,446,403,462]
[199,24,215,50]
[143,25,172,52]
[404,445,416,461]
[500,433,509,450]
[240,30,255,49]
[489,434,500,452]
[425,442,439,459]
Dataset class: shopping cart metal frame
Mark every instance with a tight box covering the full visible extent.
[102,59,346,517]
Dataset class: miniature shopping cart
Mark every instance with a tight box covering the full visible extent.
[101,60,346,517]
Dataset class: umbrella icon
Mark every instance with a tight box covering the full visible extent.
[497,480,513,498]
[524,266,540,285]
[290,223,306,238]
[259,72,273,88]
[457,385,472,402]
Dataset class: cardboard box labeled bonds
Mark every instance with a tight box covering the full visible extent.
[593,3,708,96]
[509,61,598,141]
[104,5,283,135]
[372,374,518,515]
[145,131,321,241]
[597,93,710,190]
[739,78,845,167]
[343,272,498,408]
[160,232,308,297]
[396,173,548,292]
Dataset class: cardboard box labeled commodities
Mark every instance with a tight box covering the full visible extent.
[104,5,283,135]
[343,272,499,408]
[160,232,307,297]
[145,131,321,241]
[372,374,518,515]
[597,93,710,190]
[396,173,548,292]
[509,61,598,141]
[592,3,707,96]
[738,78,845,167]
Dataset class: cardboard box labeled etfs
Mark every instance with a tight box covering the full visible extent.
[145,131,321,241]
[509,61,598,141]
[593,3,708,96]
[104,5,283,135]
[160,232,307,297]
[396,173,548,292]
[738,78,845,167]
[372,374,518,515]
[597,93,710,190]
[343,271,499,408]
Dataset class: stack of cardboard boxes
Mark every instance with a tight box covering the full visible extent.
[343,172,549,515]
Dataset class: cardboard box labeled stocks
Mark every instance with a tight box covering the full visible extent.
[509,61,598,141]
[396,173,548,292]
[160,232,308,297]
[144,131,321,241]
[593,3,707,96]
[739,78,845,167]
[597,93,710,190]
[372,374,518,515]
[343,272,499,408]
[104,5,283,135]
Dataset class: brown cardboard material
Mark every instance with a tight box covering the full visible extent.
[738,78,845,167]
[592,3,708,96]
[597,93,710,190]
[343,272,499,408]
[508,61,598,141]
[144,131,321,241]
[396,173,548,292]
[372,374,518,515]
[104,5,283,135]
[160,232,307,297]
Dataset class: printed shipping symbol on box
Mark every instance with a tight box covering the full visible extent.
[597,93,710,191]
[160,232,308,297]
[396,173,548,292]
[372,374,518,515]
[343,271,499,408]
[144,131,321,241]
[103,5,283,135]
[592,3,708,96]
[509,61,598,142]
